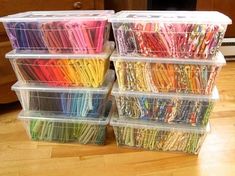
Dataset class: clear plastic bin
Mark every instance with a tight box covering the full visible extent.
[110,117,210,154]
[6,42,114,88]
[0,10,114,54]
[111,51,226,94]
[109,11,232,59]
[18,99,112,144]
[12,70,115,118]
[112,82,218,126]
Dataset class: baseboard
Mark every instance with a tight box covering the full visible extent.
[220,38,235,60]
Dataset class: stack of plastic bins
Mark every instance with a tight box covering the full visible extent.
[0,10,115,144]
[109,11,231,154]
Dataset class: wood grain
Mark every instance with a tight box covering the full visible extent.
[0,62,235,176]
[105,0,147,12]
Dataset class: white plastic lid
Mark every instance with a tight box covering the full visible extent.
[0,10,114,22]
[110,117,210,134]
[109,11,232,25]
[6,42,115,59]
[111,50,226,66]
[12,69,115,94]
[111,82,219,101]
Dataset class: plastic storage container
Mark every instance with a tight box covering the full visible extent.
[111,51,226,94]
[0,10,114,54]
[112,82,218,126]
[110,117,210,154]
[6,42,114,88]
[12,70,115,118]
[18,99,112,144]
[109,11,232,59]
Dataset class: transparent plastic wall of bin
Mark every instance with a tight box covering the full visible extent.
[18,99,113,144]
[112,82,219,126]
[110,116,210,154]
[111,50,226,94]
[12,70,115,118]
[6,41,114,88]
[0,10,114,54]
[109,11,232,59]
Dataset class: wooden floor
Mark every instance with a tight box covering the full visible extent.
[0,62,235,176]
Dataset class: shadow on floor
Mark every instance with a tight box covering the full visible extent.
[0,101,21,115]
